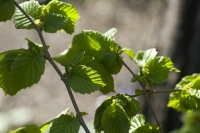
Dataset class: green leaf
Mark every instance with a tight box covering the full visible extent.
[129,114,160,133]
[104,28,117,39]
[94,99,113,132]
[129,114,146,131]
[94,94,141,133]
[121,48,134,60]
[65,65,106,94]
[101,102,130,133]
[143,56,180,84]
[52,45,84,68]
[0,0,15,22]
[0,50,25,94]
[14,0,42,29]
[72,30,122,74]
[9,124,41,133]
[80,56,114,94]
[113,94,141,118]
[131,125,160,133]
[40,108,70,133]
[168,74,200,112]
[134,48,157,67]
[41,13,68,33]
[0,40,45,96]
[40,120,52,133]
[171,111,200,133]
[26,38,44,53]
[43,0,80,34]
[49,114,80,133]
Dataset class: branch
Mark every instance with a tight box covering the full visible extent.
[14,1,90,133]
[132,89,181,97]
[122,60,164,133]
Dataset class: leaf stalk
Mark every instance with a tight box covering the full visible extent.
[132,89,181,97]
[122,60,164,133]
[14,1,90,133]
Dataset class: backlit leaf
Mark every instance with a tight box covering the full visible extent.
[9,124,41,133]
[129,114,160,133]
[43,0,80,34]
[143,56,180,84]
[104,28,117,39]
[121,48,134,60]
[80,56,114,94]
[14,0,42,29]
[168,74,200,112]
[134,48,157,67]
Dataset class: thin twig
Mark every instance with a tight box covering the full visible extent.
[14,1,90,133]
[122,60,164,133]
[132,89,181,97]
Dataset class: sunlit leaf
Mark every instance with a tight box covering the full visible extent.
[168,74,200,112]
[43,0,80,34]
[14,0,42,29]
[121,48,134,60]
[134,48,157,67]
[143,56,180,84]
[9,124,41,133]
[129,114,160,133]
[104,28,117,39]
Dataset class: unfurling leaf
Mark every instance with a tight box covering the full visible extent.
[121,48,134,60]
[104,28,117,39]
[134,48,157,67]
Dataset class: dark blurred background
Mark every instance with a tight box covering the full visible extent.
[0,0,200,132]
